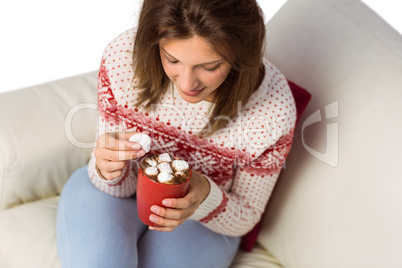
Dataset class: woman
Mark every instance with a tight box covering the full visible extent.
[56,0,296,267]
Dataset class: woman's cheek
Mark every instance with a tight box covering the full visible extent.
[163,64,179,80]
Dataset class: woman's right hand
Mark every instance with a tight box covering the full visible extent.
[94,132,147,180]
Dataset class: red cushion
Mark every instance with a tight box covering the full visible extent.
[287,80,312,125]
[240,80,312,252]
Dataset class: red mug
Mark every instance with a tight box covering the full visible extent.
[136,165,191,227]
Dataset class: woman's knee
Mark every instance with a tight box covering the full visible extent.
[60,166,91,196]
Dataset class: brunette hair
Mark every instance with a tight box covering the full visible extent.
[133,0,266,136]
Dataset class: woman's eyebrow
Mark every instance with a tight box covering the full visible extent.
[162,48,224,65]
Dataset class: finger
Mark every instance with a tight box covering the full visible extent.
[148,226,175,232]
[98,133,142,151]
[100,169,123,181]
[148,214,184,229]
[97,146,146,161]
[161,198,193,210]
[150,205,192,221]
[97,159,127,173]
[113,149,146,161]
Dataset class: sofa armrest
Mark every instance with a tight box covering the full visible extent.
[259,0,402,267]
[0,71,98,209]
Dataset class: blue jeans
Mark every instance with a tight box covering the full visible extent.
[56,166,240,268]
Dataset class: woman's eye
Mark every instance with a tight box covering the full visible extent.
[166,58,178,65]
[204,65,220,72]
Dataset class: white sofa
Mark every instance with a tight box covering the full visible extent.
[1,0,402,267]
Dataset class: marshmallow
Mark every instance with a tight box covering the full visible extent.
[157,162,173,174]
[175,171,187,179]
[145,166,159,176]
[172,160,189,172]
[129,133,151,153]
[157,153,172,162]
[145,158,158,167]
[157,171,174,184]
[174,171,189,184]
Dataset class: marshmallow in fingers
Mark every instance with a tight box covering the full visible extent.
[129,133,151,153]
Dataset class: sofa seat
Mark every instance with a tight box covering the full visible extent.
[0,197,60,267]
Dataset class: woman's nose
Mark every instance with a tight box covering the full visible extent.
[179,68,199,92]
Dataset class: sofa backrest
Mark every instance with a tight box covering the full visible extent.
[0,72,98,209]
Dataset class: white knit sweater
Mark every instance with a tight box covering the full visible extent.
[88,28,296,236]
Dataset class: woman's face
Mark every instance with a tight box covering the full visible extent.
[159,35,231,103]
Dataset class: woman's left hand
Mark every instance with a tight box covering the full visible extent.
[148,170,210,232]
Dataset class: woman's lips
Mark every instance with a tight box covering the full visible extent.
[181,87,205,97]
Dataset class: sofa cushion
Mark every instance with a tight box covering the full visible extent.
[231,244,283,268]
[0,197,61,268]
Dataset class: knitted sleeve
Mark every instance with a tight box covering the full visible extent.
[87,57,138,198]
[190,129,294,236]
